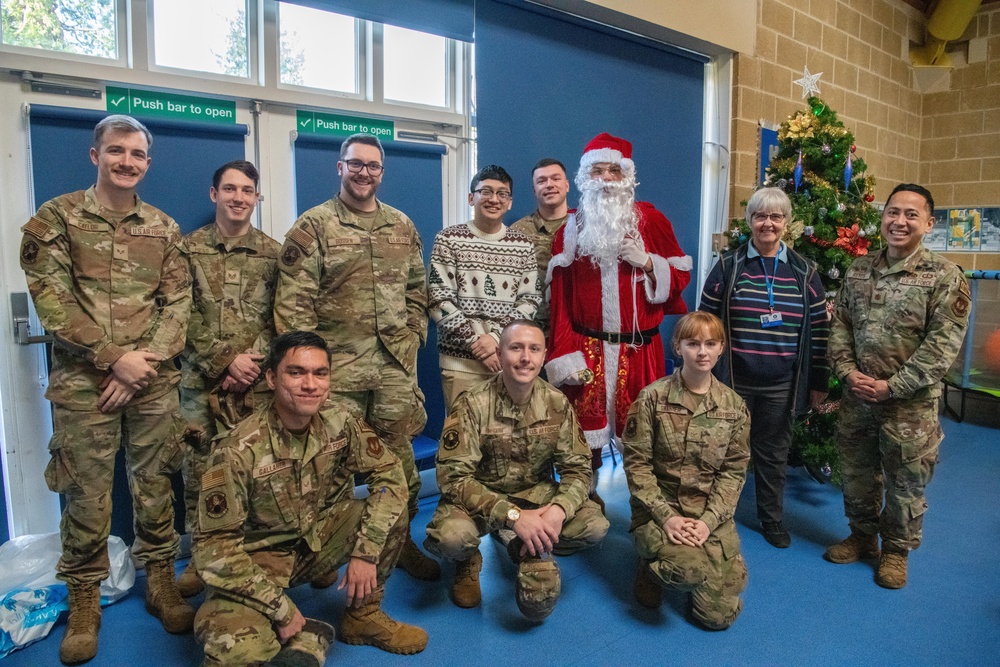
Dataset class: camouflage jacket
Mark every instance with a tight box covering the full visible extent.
[622,372,750,538]
[828,247,971,400]
[509,211,568,330]
[436,375,591,528]
[180,223,280,392]
[274,196,427,391]
[19,187,191,408]
[192,404,406,625]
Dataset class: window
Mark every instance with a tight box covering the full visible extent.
[383,24,447,108]
[152,0,249,78]
[278,2,357,94]
[1,0,118,59]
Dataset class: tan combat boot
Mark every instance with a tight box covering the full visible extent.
[876,548,908,589]
[396,536,441,581]
[451,549,483,608]
[144,559,196,633]
[633,559,663,609]
[176,561,204,598]
[339,587,428,654]
[823,530,880,564]
[59,582,101,665]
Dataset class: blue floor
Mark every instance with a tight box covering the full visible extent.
[5,405,999,666]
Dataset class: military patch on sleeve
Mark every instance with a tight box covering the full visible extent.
[288,227,316,252]
[20,239,39,265]
[958,279,971,300]
[366,436,384,459]
[204,490,229,519]
[200,467,226,491]
[624,416,638,439]
[22,216,55,240]
[953,296,970,318]
[281,244,302,267]
[441,415,460,451]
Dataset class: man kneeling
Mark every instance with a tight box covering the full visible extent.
[192,331,427,665]
[425,320,609,621]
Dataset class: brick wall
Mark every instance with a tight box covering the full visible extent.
[730,0,1000,216]
[920,7,1000,208]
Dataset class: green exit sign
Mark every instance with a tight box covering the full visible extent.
[106,87,237,123]
[297,110,394,139]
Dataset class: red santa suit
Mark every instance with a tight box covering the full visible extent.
[546,194,692,452]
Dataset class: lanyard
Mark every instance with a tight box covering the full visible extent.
[760,255,779,312]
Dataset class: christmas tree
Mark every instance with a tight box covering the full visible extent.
[728,96,885,484]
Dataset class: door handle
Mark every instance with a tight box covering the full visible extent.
[11,292,52,345]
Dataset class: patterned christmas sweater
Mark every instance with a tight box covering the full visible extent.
[428,221,540,371]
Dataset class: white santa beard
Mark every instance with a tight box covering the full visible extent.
[575,178,638,269]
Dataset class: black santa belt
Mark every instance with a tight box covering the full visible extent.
[573,324,659,345]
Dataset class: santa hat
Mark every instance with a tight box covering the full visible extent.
[578,132,635,175]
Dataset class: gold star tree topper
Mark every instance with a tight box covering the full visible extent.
[793,66,823,99]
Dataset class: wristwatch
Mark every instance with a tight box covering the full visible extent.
[506,506,521,528]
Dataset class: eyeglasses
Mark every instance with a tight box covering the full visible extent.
[342,159,384,175]
[751,212,787,223]
[472,188,512,202]
[589,164,624,177]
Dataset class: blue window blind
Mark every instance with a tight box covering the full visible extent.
[475,0,707,341]
[292,135,448,439]
[25,104,250,544]
[27,105,249,235]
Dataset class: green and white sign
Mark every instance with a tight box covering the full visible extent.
[296,110,394,140]
[106,87,237,124]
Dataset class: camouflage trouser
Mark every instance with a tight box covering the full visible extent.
[195,500,407,666]
[46,394,183,586]
[440,364,494,412]
[179,386,216,536]
[423,498,609,562]
[634,520,748,630]
[837,394,942,551]
[327,362,427,520]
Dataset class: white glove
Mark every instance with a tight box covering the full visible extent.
[620,236,650,270]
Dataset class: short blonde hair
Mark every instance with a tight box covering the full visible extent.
[672,311,726,351]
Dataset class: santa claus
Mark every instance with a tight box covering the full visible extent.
[545,133,692,491]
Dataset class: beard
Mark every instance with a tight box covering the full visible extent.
[574,172,639,270]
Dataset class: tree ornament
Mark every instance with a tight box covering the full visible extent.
[858,229,866,237]
[776,178,788,189]
[794,150,803,191]
[864,193,875,202]
[843,152,853,190]
[793,66,824,99]
[837,202,846,211]
[822,144,831,154]
[850,144,857,153]
[828,266,841,279]
[804,226,814,236]
[818,207,828,218]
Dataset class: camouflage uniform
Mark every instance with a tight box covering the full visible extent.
[180,223,281,534]
[275,196,428,518]
[425,375,608,613]
[828,247,970,552]
[192,405,408,666]
[19,187,191,585]
[510,211,568,333]
[622,372,750,630]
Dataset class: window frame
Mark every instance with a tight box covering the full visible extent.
[0,0,128,67]
[146,0,258,84]
[274,1,365,100]
[380,21,455,113]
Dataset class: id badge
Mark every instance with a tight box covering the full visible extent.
[760,312,783,328]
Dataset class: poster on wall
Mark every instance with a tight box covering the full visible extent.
[947,209,982,251]
[980,208,1000,251]
[760,124,780,186]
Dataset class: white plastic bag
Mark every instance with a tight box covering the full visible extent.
[0,533,135,658]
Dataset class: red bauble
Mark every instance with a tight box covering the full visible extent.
[850,144,857,153]
[864,193,874,202]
